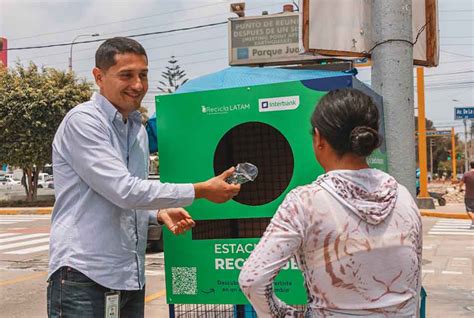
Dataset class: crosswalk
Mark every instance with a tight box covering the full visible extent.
[428,219,474,236]
[0,230,166,261]
[0,232,49,255]
[0,215,50,225]
[0,215,51,255]
[0,215,165,274]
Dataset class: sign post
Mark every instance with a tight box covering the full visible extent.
[454,107,474,173]
[454,107,474,120]
[228,13,347,67]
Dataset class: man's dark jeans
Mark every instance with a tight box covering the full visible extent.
[47,267,144,317]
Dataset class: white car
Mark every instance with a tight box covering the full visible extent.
[0,176,20,188]
[37,173,53,188]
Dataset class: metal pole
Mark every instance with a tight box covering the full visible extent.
[68,35,79,72]
[470,121,473,163]
[371,0,416,196]
[69,33,99,72]
[451,127,457,181]
[416,67,429,198]
[430,139,433,178]
[464,119,469,172]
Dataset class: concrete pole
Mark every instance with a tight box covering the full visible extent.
[371,0,416,196]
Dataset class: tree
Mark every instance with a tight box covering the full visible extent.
[157,56,188,93]
[414,116,465,178]
[0,63,92,201]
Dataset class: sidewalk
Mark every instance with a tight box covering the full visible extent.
[420,203,470,219]
[0,206,53,215]
[0,203,471,219]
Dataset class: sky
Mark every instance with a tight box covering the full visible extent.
[1,0,473,134]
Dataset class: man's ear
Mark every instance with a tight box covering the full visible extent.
[92,67,103,87]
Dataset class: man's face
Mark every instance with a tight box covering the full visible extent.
[93,53,148,117]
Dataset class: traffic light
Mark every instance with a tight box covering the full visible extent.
[457,153,462,160]
[447,150,451,161]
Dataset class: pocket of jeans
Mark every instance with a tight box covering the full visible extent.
[62,268,98,287]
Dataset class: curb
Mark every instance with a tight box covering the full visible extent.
[420,210,469,219]
[0,207,53,215]
[0,207,470,220]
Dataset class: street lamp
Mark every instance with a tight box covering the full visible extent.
[68,33,100,72]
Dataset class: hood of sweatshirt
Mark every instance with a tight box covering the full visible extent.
[316,168,399,225]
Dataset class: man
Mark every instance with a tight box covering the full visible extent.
[47,37,240,317]
[459,161,474,229]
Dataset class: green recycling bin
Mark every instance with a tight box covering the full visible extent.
[156,73,387,305]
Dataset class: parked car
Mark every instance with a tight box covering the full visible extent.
[37,173,53,188]
[146,174,163,252]
[0,176,20,188]
[147,224,163,253]
[0,175,8,185]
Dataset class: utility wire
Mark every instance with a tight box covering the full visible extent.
[439,9,474,12]
[4,22,228,51]
[46,35,227,67]
[14,1,282,60]
[18,27,227,62]
[9,1,286,43]
[96,2,286,39]
[441,50,474,58]
[71,36,228,73]
[9,2,232,41]
[425,70,474,77]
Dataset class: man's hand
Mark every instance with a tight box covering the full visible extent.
[157,208,195,235]
[193,167,241,203]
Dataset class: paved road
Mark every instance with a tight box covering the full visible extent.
[0,215,167,317]
[0,215,472,317]
[421,217,474,318]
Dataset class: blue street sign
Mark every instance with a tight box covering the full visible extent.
[455,107,474,120]
[416,130,451,137]
[426,130,451,136]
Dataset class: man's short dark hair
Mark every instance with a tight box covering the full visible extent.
[470,161,474,169]
[95,37,147,70]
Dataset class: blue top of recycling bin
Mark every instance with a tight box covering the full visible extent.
[176,66,353,93]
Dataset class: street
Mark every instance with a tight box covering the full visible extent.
[0,214,472,317]
[0,185,55,202]
[0,215,168,317]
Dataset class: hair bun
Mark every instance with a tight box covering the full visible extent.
[350,126,380,156]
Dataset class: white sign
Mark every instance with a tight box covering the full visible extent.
[258,96,300,112]
[229,13,323,66]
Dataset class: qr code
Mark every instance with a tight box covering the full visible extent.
[172,266,197,295]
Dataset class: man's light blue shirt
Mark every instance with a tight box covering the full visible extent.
[48,93,194,290]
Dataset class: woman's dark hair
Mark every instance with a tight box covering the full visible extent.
[95,37,147,71]
[311,88,381,157]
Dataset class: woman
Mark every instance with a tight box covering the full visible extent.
[239,88,422,317]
